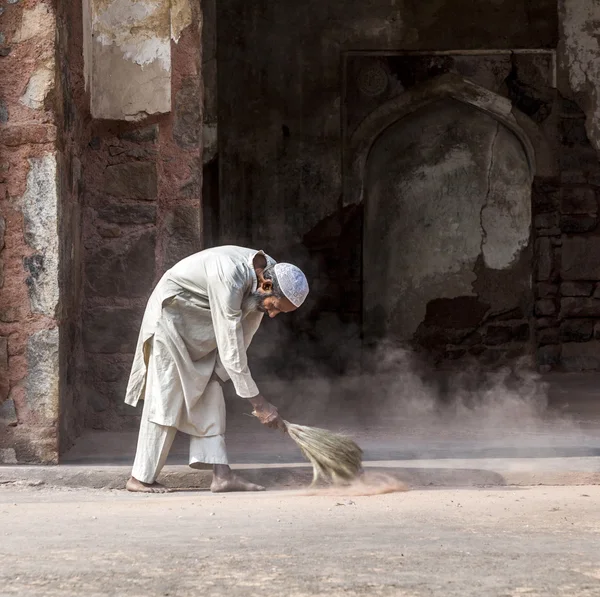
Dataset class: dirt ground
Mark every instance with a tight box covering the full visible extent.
[1,483,599,597]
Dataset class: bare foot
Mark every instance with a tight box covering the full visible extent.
[126,477,171,493]
[210,473,265,493]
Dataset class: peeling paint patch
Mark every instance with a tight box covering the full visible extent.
[93,0,171,69]
[171,0,193,42]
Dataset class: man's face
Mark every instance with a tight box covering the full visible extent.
[256,293,297,318]
[250,279,297,318]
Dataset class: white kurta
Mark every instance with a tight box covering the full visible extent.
[125,245,275,437]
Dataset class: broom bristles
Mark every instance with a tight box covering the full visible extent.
[284,421,363,486]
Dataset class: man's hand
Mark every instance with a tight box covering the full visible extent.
[248,395,287,432]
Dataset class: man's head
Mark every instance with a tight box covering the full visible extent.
[249,263,309,318]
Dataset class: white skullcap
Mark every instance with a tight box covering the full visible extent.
[273,263,309,308]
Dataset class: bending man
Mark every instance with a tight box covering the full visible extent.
[124,245,309,493]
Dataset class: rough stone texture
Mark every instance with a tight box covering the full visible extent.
[103,162,158,201]
[78,7,203,430]
[561,341,600,371]
[163,205,201,269]
[559,319,594,342]
[20,63,54,110]
[0,336,8,402]
[82,306,143,354]
[561,237,600,280]
[560,281,594,297]
[560,297,600,318]
[173,76,202,149]
[85,230,156,298]
[96,202,157,225]
[26,328,59,424]
[560,187,597,213]
[535,299,557,317]
[535,238,554,281]
[0,0,61,464]
[21,154,59,317]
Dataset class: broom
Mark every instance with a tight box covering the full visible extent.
[283,421,363,486]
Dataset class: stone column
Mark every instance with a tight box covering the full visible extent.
[0,1,60,463]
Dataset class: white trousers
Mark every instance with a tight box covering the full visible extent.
[131,396,228,484]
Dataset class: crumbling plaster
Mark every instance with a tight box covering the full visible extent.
[85,0,192,121]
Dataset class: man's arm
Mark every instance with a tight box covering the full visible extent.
[206,261,285,431]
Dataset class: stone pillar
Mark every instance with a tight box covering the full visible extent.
[80,0,203,431]
[0,0,61,463]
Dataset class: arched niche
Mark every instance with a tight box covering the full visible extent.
[354,75,538,351]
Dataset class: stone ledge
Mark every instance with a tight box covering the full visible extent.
[2,460,600,491]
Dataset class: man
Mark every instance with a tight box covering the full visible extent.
[124,245,309,493]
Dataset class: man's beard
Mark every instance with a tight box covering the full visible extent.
[245,290,273,313]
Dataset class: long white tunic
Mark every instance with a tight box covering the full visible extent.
[124,246,275,437]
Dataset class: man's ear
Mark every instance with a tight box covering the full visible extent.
[261,280,273,292]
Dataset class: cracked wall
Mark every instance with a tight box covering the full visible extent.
[0,0,61,463]
[364,99,532,355]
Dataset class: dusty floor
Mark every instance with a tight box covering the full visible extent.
[1,484,599,597]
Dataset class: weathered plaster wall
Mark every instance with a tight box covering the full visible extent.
[0,0,61,463]
[217,0,558,375]
[364,99,532,351]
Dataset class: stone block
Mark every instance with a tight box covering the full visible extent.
[0,99,7,123]
[173,77,202,149]
[535,237,553,281]
[21,155,59,317]
[0,449,17,464]
[560,214,598,233]
[561,237,600,280]
[163,205,201,269]
[534,213,558,230]
[118,125,159,143]
[82,306,143,354]
[535,318,555,329]
[85,230,156,298]
[536,283,558,298]
[0,123,57,146]
[26,329,59,425]
[560,297,600,317]
[535,299,556,317]
[20,64,54,110]
[536,344,560,368]
[103,163,157,201]
[537,327,559,345]
[0,336,8,402]
[560,187,597,214]
[561,282,594,297]
[0,399,17,425]
[559,319,593,342]
[97,202,157,225]
[561,341,600,371]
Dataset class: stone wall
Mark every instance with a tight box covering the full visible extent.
[533,98,600,371]
[217,0,559,376]
[80,7,203,431]
[0,0,61,463]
